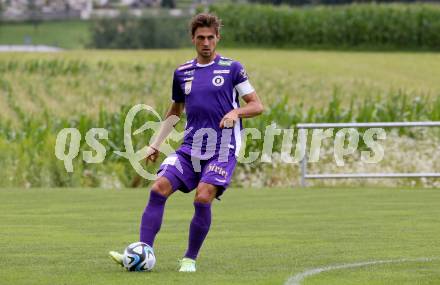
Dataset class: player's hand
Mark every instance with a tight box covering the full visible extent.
[145,146,159,163]
[220,110,239,129]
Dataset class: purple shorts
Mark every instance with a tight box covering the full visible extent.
[157,149,237,199]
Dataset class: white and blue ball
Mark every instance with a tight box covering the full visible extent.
[123,242,156,271]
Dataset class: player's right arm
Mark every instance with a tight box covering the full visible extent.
[146,102,184,162]
[146,70,186,162]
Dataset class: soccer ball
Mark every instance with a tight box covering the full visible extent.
[123,242,156,271]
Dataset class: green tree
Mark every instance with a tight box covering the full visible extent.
[27,0,42,30]
[161,0,176,8]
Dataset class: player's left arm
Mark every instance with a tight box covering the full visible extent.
[219,91,264,128]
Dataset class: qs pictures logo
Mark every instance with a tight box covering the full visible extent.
[54,104,185,180]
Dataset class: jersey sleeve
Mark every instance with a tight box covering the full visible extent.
[232,61,255,97]
[172,70,185,103]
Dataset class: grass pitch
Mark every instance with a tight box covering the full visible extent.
[1,187,440,285]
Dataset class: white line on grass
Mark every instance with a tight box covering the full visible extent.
[285,257,435,285]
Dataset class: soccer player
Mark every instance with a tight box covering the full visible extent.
[110,12,263,272]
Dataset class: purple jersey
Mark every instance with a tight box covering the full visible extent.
[172,54,254,159]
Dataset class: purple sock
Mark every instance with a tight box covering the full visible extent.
[184,202,212,260]
[139,190,167,247]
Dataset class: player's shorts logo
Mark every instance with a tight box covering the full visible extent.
[184,80,192,95]
[212,75,225,87]
[207,163,228,178]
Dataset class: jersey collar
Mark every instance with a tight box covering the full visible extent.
[195,54,221,67]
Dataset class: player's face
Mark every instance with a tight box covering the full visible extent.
[192,27,220,60]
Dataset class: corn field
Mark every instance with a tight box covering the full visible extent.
[0,50,439,188]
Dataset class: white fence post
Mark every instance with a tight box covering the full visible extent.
[297,121,440,186]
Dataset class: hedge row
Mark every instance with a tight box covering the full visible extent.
[90,14,190,49]
[90,4,440,49]
[210,3,440,49]
[248,0,432,5]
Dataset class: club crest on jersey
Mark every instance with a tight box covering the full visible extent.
[184,80,192,95]
[212,75,225,87]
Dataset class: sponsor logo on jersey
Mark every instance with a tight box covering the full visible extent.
[184,80,192,95]
[184,70,194,76]
[218,60,233,66]
[213,70,230,74]
[183,77,194,81]
[212,75,225,87]
[178,63,193,71]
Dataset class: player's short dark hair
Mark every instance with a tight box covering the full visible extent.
[189,13,222,37]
